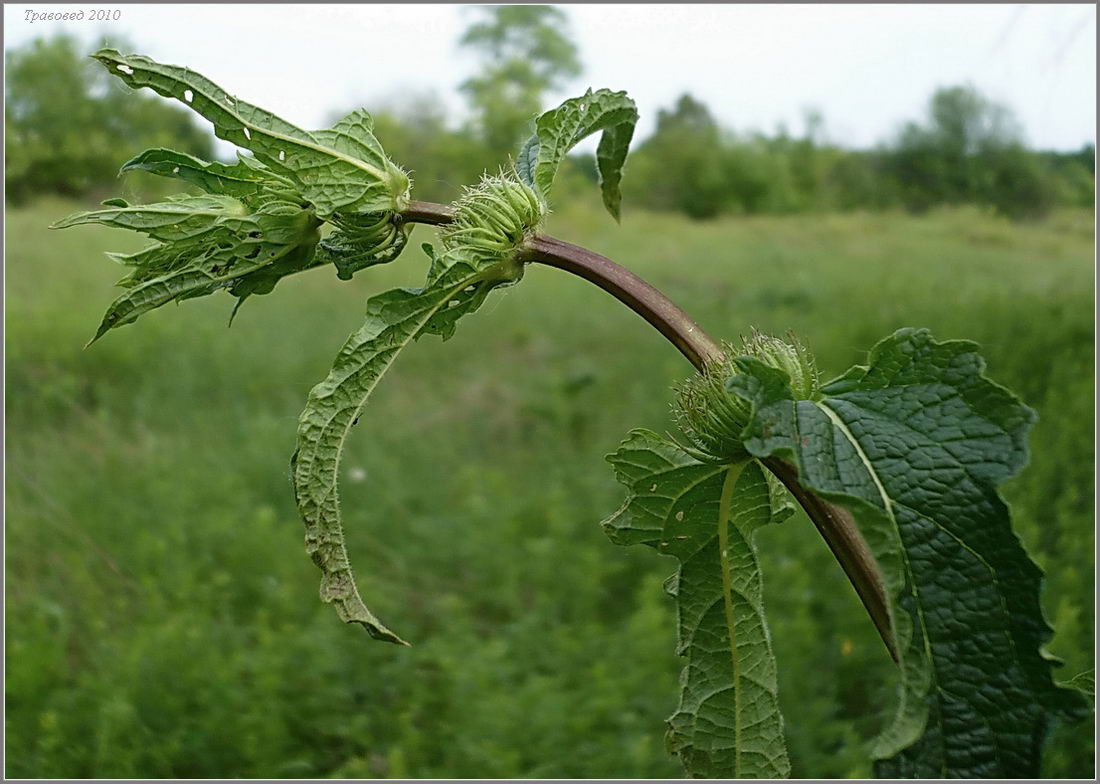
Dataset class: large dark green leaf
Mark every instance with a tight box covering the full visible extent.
[726,328,1088,777]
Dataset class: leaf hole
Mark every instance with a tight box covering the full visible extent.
[172,166,180,174]
[242,128,251,141]
[117,64,133,75]
[448,300,461,308]
[278,150,286,162]
[183,89,194,103]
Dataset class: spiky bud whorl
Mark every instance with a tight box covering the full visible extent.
[439,173,545,264]
[674,329,819,461]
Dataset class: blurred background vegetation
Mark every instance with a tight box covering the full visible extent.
[5,6,1094,779]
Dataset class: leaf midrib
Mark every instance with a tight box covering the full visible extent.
[716,459,750,778]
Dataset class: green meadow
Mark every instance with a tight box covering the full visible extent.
[6,195,1094,778]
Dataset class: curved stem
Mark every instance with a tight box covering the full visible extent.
[521,235,725,369]
[400,199,897,661]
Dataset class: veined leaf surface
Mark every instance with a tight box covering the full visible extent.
[726,328,1089,777]
[291,243,523,643]
[54,196,319,341]
[517,88,637,220]
[93,50,409,216]
[120,148,281,198]
[52,195,249,241]
[604,431,791,778]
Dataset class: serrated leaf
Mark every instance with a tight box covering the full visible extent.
[121,148,276,198]
[51,195,249,241]
[604,430,790,778]
[291,244,520,642]
[93,50,409,217]
[517,88,637,220]
[725,327,1089,777]
[56,196,319,341]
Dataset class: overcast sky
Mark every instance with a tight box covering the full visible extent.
[4,4,1095,152]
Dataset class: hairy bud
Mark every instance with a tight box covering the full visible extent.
[674,329,819,461]
[439,173,545,265]
[740,329,819,400]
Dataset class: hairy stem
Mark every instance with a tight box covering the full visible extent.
[400,199,897,661]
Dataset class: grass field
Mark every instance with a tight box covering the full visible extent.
[6,195,1095,778]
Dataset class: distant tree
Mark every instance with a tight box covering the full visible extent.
[5,34,212,203]
[626,94,733,219]
[458,6,582,155]
[882,84,1056,217]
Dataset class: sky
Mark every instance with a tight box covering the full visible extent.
[4,4,1096,153]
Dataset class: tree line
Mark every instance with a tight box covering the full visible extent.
[6,8,1093,220]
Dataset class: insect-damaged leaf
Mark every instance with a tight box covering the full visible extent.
[725,327,1089,777]
[93,50,410,217]
[517,88,637,220]
[120,148,281,198]
[604,432,791,778]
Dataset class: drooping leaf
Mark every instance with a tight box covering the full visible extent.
[604,430,791,778]
[120,148,278,198]
[517,88,637,220]
[93,50,410,217]
[291,237,525,643]
[725,327,1089,777]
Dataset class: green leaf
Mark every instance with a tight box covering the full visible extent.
[725,327,1089,777]
[517,88,637,220]
[51,194,250,241]
[56,196,319,342]
[291,243,523,643]
[93,50,410,216]
[120,148,278,198]
[1060,670,1095,711]
[604,430,791,778]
